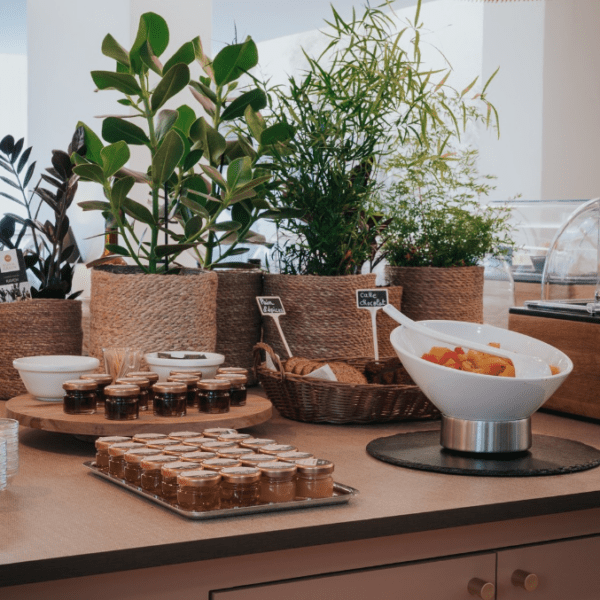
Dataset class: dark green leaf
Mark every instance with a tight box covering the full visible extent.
[140,40,163,75]
[162,41,196,74]
[101,141,130,178]
[184,215,204,238]
[182,148,203,171]
[111,176,135,210]
[0,135,14,155]
[174,105,196,137]
[155,243,194,258]
[191,36,214,82]
[260,122,295,146]
[0,176,19,190]
[60,245,75,263]
[221,88,267,121]
[102,117,150,146]
[40,174,63,190]
[51,150,72,181]
[200,164,227,189]
[101,34,130,68]
[23,161,36,188]
[0,191,24,206]
[151,64,190,112]
[73,163,105,184]
[117,99,133,106]
[91,71,142,96]
[208,220,241,232]
[152,129,185,184]
[57,215,70,242]
[122,197,155,226]
[244,106,266,141]
[105,244,130,256]
[78,200,112,211]
[213,37,258,86]
[189,117,226,165]
[16,146,32,174]
[226,156,252,189]
[181,196,210,218]
[229,188,257,204]
[11,138,23,163]
[155,109,178,141]
[226,247,251,256]
[231,203,252,228]
[76,122,104,164]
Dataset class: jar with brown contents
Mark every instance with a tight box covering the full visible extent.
[126,371,159,406]
[123,448,163,485]
[216,367,249,377]
[258,461,297,503]
[197,380,230,414]
[170,370,203,381]
[260,444,297,456]
[104,384,140,421]
[153,382,187,417]
[177,470,221,511]
[216,447,255,460]
[202,428,237,439]
[240,454,279,467]
[168,431,203,441]
[146,438,180,451]
[163,444,200,457]
[200,440,237,453]
[132,433,167,444]
[95,436,130,470]
[180,451,216,464]
[275,451,314,462]
[239,438,276,451]
[140,455,178,494]
[217,433,252,443]
[202,458,242,472]
[80,373,112,406]
[161,461,201,500]
[167,374,200,408]
[108,442,145,478]
[181,436,210,447]
[215,373,247,407]
[63,379,98,415]
[117,377,150,411]
[296,459,335,499]
[220,467,261,508]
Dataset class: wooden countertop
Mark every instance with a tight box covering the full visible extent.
[2,395,600,587]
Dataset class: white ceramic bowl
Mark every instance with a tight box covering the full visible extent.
[390,320,573,421]
[144,351,225,381]
[13,355,100,401]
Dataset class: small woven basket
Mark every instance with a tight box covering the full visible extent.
[254,343,439,424]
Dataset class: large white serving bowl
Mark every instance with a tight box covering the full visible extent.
[13,355,100,401]
[390,320,573,421]
[144,351,225,381]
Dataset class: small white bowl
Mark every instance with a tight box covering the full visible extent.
[144,351,225,381]
[13,355,100,401]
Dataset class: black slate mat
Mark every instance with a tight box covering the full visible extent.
[366,431,600,477]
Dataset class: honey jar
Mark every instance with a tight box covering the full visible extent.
[126,371,159,405]
[202,457,242,472]
[275,451,314,462]
[170,370,203,380]
[216,367,248,377]
[104,384,140,421]
[239,438,276,451]
[220,467,261,508]
[146,439,180,451]
[295,459,335,499]
[203,428,237,438]
[239,454,279,467]
[140,454,178,494]
[214,374,247,407]
[168,431,203,441]
[153,382,187,417]
[216,447,255,460]
[217,433,252,443]
[62,379,98,415]
[163,444,200,456]
[197,380,230,414]
[117,377,150,411]
[132,433,167,444]
[180,451,217,463]
[167,374,200,408]
[177,469,221,511]
[200,440,237,452]
[95,436,131,470]
[107,442,145,478]
[181,436,211,446]
[80,373,112,405]
[161,461,202,499]
[123,448,163,485]
[258,461,298,503]
[260,444,297,456]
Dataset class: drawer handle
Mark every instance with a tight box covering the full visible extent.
[468,577,495,600]
[512,569,539,592]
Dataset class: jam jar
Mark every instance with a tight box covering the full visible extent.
[168,431,203,441]
[275,451,314,462]
[296,459,335,499]
[146,438,180,451]
[108,442,145,478]
[202,458,242,472]
[153,382,187,417]
[216,447,255,460]
[132,433,167,444]
[62,379,98,415]
[161,461,201,500]
[240,454,279,467]
[220,467,261,508]
[216,367,248,378]
[126,371,159,405]
[104,384,140,421]
[217,433,252,443]
[197,380,230,414]
[117,377,150,411]
[140,455,178,494]
[180,451,216,463]
[181,436,211,447]
[80,373,112,406]
[215,374,247,407]
[261,444,297,456]
[239,438,276,451]
[203,428,237,439]
[123,448,163,485]
[177,470,221,511]
[163,444,200,457]
[200,440,237,453]
[170,370,203,381]
[258,461,297,503]
[95,436,131,470]
[167,374,199,408]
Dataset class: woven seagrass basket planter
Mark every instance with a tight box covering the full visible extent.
[262,273,377,359]
[215,269,263,385]
[384,265,484,323]
[376,285,403,358]
[0,299,83,399]
[88,266,218,363]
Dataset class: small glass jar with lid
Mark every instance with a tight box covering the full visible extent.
[146,438,180,451]
[275,451,314,462]
[296,459,335,499]
[177,469,221,511]
[95,436,130,470]
[167,374,200,408]
[258,461,297,503]
[216,447,255,460]
[215,374,247,407]
[153,381,187,417]
[239,438,276,451]
[132,432,167,444]
[260,444,297,456]
[220,467,261,508]
[80,373,113,405]
[202,457,242,472]
[161,461,201,499]
[200,440,237,452]
[117,376,150,411]
[140,454,178,494]
[240,453,279,467]
[203,428,237,439]
[164,444,200,456]
[123,448,163,485]
[126,371,159,405]
[62,379,98,415]
[104,384,140,421]
[168,431,203,441]
[197,380,230,414]
[217,433,252,443]
[217,367,249,377]
[170,370,203,380]
[107,442,145,478]
[180,450,217,463]
[181,436,210,446]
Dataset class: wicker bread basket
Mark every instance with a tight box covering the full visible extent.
[254,343,440,424]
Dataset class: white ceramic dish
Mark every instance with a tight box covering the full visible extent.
[144,351,225,381]
[390,320,573,421]
[13,355,100,401]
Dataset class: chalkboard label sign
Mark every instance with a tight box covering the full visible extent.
[356,289,388,309]
[256,296,286,315]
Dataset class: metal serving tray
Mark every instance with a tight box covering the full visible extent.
[84,461,358,520]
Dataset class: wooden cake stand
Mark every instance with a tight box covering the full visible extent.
[6,394,272,437]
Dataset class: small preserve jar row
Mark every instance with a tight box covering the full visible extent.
[63,367,249,420]
[94,427,335,510]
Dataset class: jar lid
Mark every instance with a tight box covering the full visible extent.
[203,428,237,438]
[81,373,113,385]
[167,375,199,388]
[63,379,98,391]
[170,370,203,379]
[182,436,210,446]
[239,438,276,449]
[258,461,297,478]
[146,439,180,449]
[215,374,247,385]
[261,444,297,455]
[124,448,163,463]
[197,379,230,391]
[108,442,145,456]
[127,371,159,383]
[168,431,203,440]
[216,447,255,458]
[202,458,242,471]
[217,433,252,442]
[132,433,167,443]
[161,461,202,477]
[95,435,131,450]
[200,440,237,451]
[178,470,221,487]
[140,455,179,469]
[217,367,249,376]
[104,384,140,398]
[296,458,335,475]
[117,377,150,389]
[220,466,261,483]
[239,454,277,465]
[180,451,217,462]
[276,451,314,461]
[164,444,199,455]
[153,381,187,394]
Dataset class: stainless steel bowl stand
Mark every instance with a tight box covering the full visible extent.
[440,415,532,453]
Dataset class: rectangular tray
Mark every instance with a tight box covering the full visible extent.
[84,461,358,520]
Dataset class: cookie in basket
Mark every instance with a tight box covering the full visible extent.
[284,357,304,373]
[328,362,368,385]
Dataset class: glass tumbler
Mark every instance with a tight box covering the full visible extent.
[0,418,19,480]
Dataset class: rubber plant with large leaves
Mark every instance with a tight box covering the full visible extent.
[75,12,294,273]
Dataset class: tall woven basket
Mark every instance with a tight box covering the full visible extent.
[88,266,218,362]
[262,273,377,359]
[0,299,83,399]
[376,286,403,358]
[215,269,263,385]
[385,266,484,323]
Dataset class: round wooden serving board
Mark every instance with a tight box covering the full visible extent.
[6,394,272,436]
